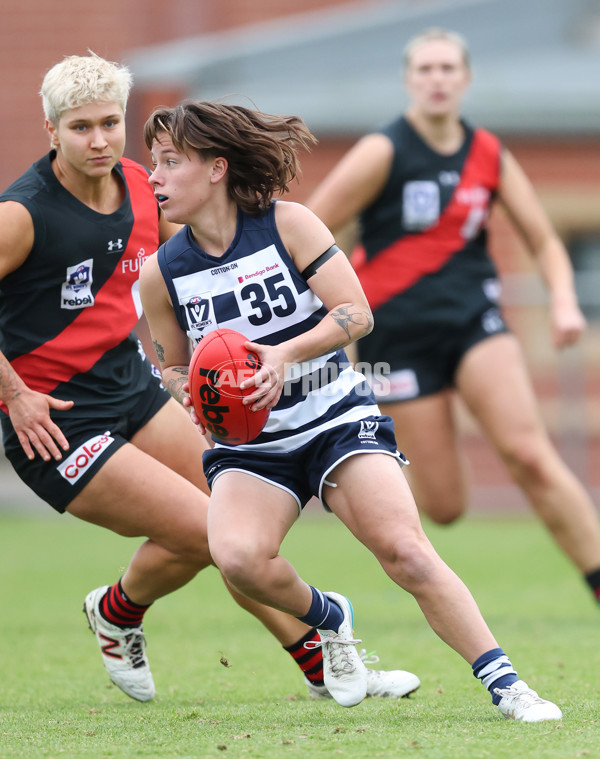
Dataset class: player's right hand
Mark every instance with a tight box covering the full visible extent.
[7,390,73,461]
[182,381,207,435]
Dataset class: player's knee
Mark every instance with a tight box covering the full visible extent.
[500,437,553,488]
[408,474,467,525]
[424,506,464,525]
[374,531,438,590]
[153,521,212,566]
[182,536,213,566]
[210,538,263,588]
[418,496,466,525]
[106,523,139,539]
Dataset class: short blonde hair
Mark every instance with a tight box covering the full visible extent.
[40,52,133,125]
[402,27,470,70]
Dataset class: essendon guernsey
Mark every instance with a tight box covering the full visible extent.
[0,154,159,417]
[353,117,502,328]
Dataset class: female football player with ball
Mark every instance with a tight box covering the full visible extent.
[0,53,418,706]
[139,99,561,721]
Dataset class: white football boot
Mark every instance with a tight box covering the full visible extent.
[83,585,155,702]
[363,667,421,698]
[308,592,368,707]
[305,648,420,699]
[494,680,562,722]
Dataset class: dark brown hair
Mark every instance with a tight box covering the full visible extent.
[144,100,317,215]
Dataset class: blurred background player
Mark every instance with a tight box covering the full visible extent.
[0,53,419,703]
[306,27,600,605]
[139,99,561,721]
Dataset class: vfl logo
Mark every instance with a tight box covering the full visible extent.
[403,180,440,230]
[184,294,214,334]
[107,238,123,252]
[57,432,115,483]
[61,258,95,310]
[358,420,379,441]
[68,264,90,291]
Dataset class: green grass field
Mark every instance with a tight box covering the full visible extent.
[0,509,598,758]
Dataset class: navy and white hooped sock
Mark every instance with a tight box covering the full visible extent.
[472,648,519,705]
[297,586,344,632]
[99,579,151,629]
[584,568,600,602]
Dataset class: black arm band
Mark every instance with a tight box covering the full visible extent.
[301,244,341,281]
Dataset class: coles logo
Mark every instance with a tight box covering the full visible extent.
[57,432,115,484]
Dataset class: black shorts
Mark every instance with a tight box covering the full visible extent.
[203,414,406,513]
[357,306,509,402]
[1,377,171,513]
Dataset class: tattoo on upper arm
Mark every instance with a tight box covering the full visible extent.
[153,340,165,363]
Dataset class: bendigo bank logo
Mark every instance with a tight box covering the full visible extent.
[195,354,261,440]
[57,432,115,484]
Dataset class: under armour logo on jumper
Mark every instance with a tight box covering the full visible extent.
[107,239,123,252]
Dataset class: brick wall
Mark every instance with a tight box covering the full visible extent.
[0,0,350,186]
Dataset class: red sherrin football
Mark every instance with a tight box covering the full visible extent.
[188,328,270,445]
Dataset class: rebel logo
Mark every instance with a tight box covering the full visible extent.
[188,329,270,446]
[194,356,264,442]
[196,366,233,440]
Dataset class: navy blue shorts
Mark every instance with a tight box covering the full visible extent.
[203,414,406,513]
[358,306,509,402]
[1,376,171,513]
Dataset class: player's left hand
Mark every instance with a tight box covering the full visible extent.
[240,341,285,411]
[550,299,587,349]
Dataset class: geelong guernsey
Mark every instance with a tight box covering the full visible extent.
[0,152,159,417]
[157,202,379,452]
[353,117,503,328]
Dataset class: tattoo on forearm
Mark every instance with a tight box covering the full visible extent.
[322,305,374,355]
[330,304,374,340]
[153,340,165,363]
[0,355,22,402]
[165,367,189,404]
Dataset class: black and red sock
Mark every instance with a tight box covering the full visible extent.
[99,579,151,629]
[283,627,324,687]
[584,568,600,602]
